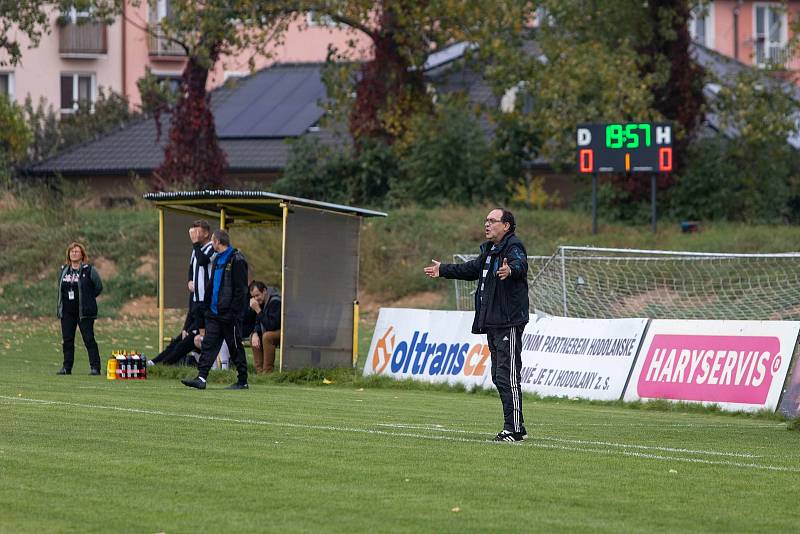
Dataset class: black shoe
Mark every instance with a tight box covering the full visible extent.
[89,368,101,375]
[493,430,524,443]
[225,383,249,390]
[181,377,206,390]
[56,367,71,375]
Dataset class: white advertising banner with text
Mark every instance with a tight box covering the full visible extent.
[363,308,493,389]
[364,309,648,400]
[519,316,648,401]
[623,320,800,412]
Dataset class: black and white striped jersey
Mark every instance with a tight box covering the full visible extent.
[189,241,214,303]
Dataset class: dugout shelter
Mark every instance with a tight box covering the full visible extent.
[144,190,387,371]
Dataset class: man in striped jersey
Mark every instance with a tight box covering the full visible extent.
[424,208,529,442]
[187,220,214,330]
[148,220,214,367]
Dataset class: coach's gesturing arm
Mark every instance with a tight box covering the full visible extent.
[424,257,482,281]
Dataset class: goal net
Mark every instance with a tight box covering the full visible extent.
[453,253,551,311]
[454,246,800,320]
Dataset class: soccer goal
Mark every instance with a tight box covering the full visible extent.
[454,246,800,320]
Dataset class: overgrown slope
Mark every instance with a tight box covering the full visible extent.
[2,188,800,317]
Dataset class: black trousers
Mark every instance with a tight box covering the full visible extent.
[198,315,248,384]
[153,333,197,365]
[487,326,525,433]
[61,312,101,372]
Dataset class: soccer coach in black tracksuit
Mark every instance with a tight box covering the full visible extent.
[182,229,249,390]
[425,208,529,442]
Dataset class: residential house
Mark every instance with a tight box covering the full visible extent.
[691,1,800,77]
[0,4,367,113]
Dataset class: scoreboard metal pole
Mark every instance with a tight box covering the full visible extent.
[592,172,598,235]
[651,173,657,234]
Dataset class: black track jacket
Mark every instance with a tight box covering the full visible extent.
[203,248,249,323]
[439,233,529,334]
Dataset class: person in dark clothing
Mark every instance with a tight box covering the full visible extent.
[56,241,103,375]
[247,281,281,373]
[148,220,213,368]
[424,208,529,442]
[182,229,250,390]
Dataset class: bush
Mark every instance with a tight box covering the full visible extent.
[0,95,31,187]
[273,135,397,206]
[391,97,504,206]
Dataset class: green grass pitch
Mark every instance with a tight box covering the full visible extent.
[2,318,799,533]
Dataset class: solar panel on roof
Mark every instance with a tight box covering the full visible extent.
[214,65,327,138]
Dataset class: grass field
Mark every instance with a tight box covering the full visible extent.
[2,318,800,533]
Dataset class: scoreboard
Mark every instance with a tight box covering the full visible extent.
[576,123,673,173]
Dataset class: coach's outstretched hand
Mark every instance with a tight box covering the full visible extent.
[424,259,441,278]
[497,258,511,280]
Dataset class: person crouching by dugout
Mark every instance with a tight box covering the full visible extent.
[248,281,281,373]
[56,242,103,375]
[181,229,250,390]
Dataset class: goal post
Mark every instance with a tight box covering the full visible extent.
[454,246,800,320]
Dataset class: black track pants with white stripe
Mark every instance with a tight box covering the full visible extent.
[487,326,525,433]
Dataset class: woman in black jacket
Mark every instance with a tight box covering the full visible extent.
[56,242,103,375]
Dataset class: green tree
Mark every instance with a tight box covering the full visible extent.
[392,96,502,206]
[318,0,534,146]
[0,97,32,186]
[671,69,800,222]
[22,89,133,165]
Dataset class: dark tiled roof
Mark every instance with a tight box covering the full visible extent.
[27,62,330,176]
[28,114,296,174]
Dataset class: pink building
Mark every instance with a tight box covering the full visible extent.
[0,4,368,113]
[8,2,798,117]
[691,1,800,73]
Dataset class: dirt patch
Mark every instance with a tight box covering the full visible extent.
[359,290,447,314]
[0,192,20,211]
[119,296,158,317]
[93,256,118,279]
[391,291,447,310]
[135,255,157,280]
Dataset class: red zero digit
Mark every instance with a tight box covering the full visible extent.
[771,355,782,375]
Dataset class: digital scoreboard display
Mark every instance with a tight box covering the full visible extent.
[576,123,673,173]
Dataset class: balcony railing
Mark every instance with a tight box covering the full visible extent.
[148,25,186,58]
[59,21,107,56]
[754,42,792,68]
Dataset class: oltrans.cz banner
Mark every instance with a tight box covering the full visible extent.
[364,309,649,400]
[520,316,647,401]
[623,320,800,412]
[364,308,493,389]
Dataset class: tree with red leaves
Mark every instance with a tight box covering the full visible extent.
[144,0,297,189]
[154,41,227,189]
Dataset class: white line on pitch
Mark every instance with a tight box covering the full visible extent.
[535,436,761,458]
[3,395,796,473]
[378,423,761,458]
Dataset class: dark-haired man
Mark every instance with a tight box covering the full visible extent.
[247,281,281,373]
[182,229,250,390]
[424,208,529,442]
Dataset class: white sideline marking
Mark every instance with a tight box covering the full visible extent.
[3,395,797,473]
[378,423,761,458]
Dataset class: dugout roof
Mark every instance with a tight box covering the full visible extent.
[144,190,387,372]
